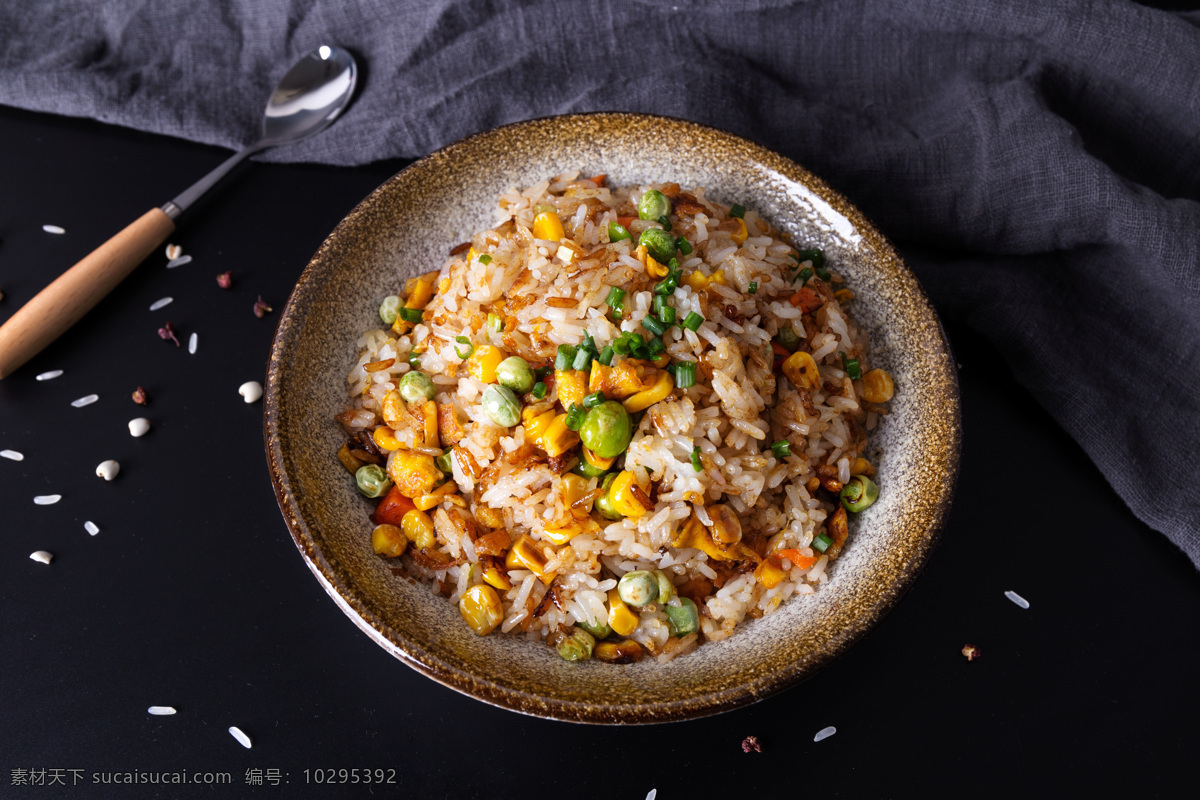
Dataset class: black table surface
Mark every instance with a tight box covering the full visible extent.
[2,104,1197,799]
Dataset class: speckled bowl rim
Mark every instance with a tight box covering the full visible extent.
[265,112,961,724]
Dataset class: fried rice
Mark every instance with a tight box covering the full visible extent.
[335,172,893,665]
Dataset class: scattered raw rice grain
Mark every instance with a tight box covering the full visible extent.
[128,418,151,437]
[1,449,24,461]
[164,244,183,260]
[33,494,61,505]
[166,255,193,269]
[239,381,263,403]
[84,521,100,536]
[1004,590,1030,609]
[228,726,252,749]
[36,369,63,381]
[42,224,66,235]
[645,791,656,800]
[96,460,120,481]
[813,726,837,742]
[149,297,173,311]
[29,550,53,564]
[71,394,99,408]
[148,706,177,715]
[188,332,198,354]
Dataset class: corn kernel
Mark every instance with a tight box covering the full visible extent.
[782,350,821,391]
[414,481,457,511]
[522,407,556,443]
[336,443,362,474]
[464,345,506,383]
[505,535,554,582]
[561,473,591,508]
[400,509,436,550]
[538,414,580,457]
[373,426,402,452]
[381,390,406,428]
[622,370,674,413]
[609,470,648,518]
[406,276,434,308]
[681,270,708,291]
[422,400,439,448]
[475,504,505,529]
[709,268,727,286]
[582,446,615,473]
[459,584,504,635]
[754,556,787,589]
[371,524,407,558]
[555,369,587,411]
[607,588,640,636]
[532,211,565,241]
[645,252,669,278]
[387,451,442,498]
[730,217,748,245]
[482,565,512,591]
[850,457,875,477]
[541,517,584,546]
[862,368,894,403]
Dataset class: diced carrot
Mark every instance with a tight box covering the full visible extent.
[617,215,637,228]
[771,340,791,358]
[587,174,606,187]
[371,486,417,526]
[777,548,819,570]
[788,288,822,313]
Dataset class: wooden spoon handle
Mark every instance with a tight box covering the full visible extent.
[0,208,175,379]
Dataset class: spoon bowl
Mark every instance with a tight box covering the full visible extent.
[262,45,356,146]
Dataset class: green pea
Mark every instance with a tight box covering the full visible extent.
[435,451,454,474]
[397,371,436,403]
[482,385,521,427]
[576,619,611,640]
[556,627,596,662]
[575,458,608,479]
[379,295,402,325]
[595,474,623,520]
[495,356,534,393]
[618,570,659,607]
[776,322,800,352]
[665,597,700,637]
[653,570,674,604]
[355,464,392,498]
[579,400,632,459]
[637,189,672,221]
[638,227,677,264]
[840,474,880,512]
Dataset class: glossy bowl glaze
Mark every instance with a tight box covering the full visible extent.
[265,113,961,724]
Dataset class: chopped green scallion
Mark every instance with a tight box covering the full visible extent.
[794,267,814,284]
[565,404,586,431]
[605,286,626,307]
[730,203,746,219]
[646,336,666,357]
[683,311,704,332]
[691,446,703,472]
[488,313,502,333]
[771,440,791,459]
[399,307,423,323]
[555,344,576,371]
[598,346,614,366]
[608,222,632,243]
[478,254,493,265]
[408,353,421,369]
[454,336,474,359]
[641,315,667,336]
[747,281,758,294]
[677,237,693,255]
[840,352,862,380]
[658,215,672,232]
[582,392,605,409]
[660,305,676,325]
[812,534,833,554]
[572,347,593,371]
[674,360,696,389]
[532,381,547,399]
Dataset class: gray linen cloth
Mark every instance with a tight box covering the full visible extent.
[2,0,1198,566]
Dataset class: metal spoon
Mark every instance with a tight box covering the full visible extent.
[0,45,357,378]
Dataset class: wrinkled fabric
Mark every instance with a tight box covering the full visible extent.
[2,0,1198,566]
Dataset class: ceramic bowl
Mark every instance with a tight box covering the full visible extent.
[265,113,961,724]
